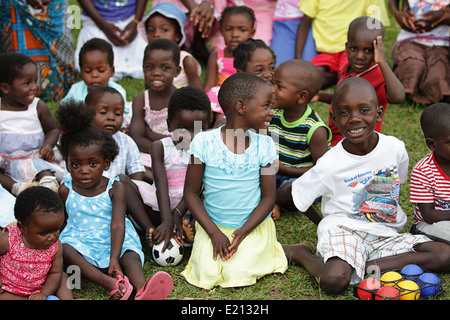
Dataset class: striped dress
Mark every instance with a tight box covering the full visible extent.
[410,152,450,224]
[268,105,331,168]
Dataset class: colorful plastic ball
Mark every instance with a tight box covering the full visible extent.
[397,280,421,300]
[375,286,400,300]
[46,295,59,300]
[357,278,381,300]
[418,273,441,297]
[380,271,402,287]
[400,264,423,280]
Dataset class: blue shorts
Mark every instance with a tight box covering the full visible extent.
[271,19,317,67]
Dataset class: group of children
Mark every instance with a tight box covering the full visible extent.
[0,2,449,301]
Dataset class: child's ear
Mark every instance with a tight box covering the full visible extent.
[376,105,385,122]
[175,65,181,77]
[236,99,246,115]
[0,82,10,96]
[425,137,436,152]
[296,90,309,105]
[104,158,111,171]
[344,41,349,54]
[110,65,115,77]
[329,109,338,126]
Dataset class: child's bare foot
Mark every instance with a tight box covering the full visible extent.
[182,219,195,243]
[145,228,155,247]
[272,204,281,221]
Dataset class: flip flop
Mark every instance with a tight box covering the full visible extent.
[109,275,133,300]
[135,271,173,300]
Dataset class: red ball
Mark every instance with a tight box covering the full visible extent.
[357,278,381,300]
[375,286,400,300]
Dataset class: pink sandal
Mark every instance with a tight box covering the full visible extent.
[109,275,133,300]
[135,271,173,300]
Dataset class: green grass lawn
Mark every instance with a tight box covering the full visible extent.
[47,1,449,301]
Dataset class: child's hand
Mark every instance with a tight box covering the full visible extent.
[190,1,215,38]
[28,292,47,300]
[107,262,123,279]
[373,35,387,66]
[100,23,129,47]
[227,229,245,258]
[39,144,55,162]
[210,231,231,261]
[393,8,417,33]
[153,222,174,252]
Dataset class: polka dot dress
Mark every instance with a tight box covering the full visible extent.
[59,177,144,268]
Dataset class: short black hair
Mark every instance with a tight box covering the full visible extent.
[233,38,276,71]
[85,85,124,110]
[56,99,119,162]
[79,38,114,68]
[332,77,378,109]
[167,86,211,124]
[144,38,180,66]
[14,186,64,225]
[219,5,256,28]
[218,72,268,118]
[420,102,450,139]
[348,16,385,39]
[0,52,36,96]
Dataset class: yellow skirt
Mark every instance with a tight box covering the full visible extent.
[181,218,288,289]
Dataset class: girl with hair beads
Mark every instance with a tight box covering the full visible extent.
[203,6,256,126]
[182,73,288,289]
[133,86,211,251]
[0,52,63,196]
[129,38,181,184]
[56,100,173,300]
[0,186,73,300]
[233,38,276,85]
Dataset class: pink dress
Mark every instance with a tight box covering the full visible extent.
[206,48,236,114]
[140,89,172,167]
[133,137,190,211]
[0,225,58,296]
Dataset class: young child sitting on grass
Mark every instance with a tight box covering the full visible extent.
[269,59,331,222]
[277,77,450,294]
[410,102,450,244]
[316,16,405,146]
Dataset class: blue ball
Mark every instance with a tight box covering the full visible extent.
[400,264,423,280]
[418,273,440,297]
[46,295,59,300]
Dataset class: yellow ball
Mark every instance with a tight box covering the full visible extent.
[380,271,403,287]
[397,280,421,300]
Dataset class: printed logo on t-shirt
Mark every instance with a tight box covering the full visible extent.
[347,166,400,223]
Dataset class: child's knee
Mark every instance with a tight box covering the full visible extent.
[319,259,352,294]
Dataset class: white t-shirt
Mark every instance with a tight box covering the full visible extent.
[292,133,409,237]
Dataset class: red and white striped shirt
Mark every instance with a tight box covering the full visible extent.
[410,152,450,223]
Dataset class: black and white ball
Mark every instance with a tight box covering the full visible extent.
[152,238,184,266]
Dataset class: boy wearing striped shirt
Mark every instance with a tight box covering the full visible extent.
[410,103,450,244]
[269,59,331,222]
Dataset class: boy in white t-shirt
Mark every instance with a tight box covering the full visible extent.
[277,77,450,294]
[410,103,450,244]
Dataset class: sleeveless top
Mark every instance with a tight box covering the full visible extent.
[0,225,58,296]
[143,89,171,136]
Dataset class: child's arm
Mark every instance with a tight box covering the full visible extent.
[149,140,174,252]
[129,93,154,154]
[417,203,450,224]
[373,35,405,104]
[29,241,64,300]
[184,155,231,260]
[108,180,127,278]
[277,127,329,178]
[37,100,59,162]
[227,163,276,257]
[295,15,313,60]
[183,56,203,89]
[203,50,219,92]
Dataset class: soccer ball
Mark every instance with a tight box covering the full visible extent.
[152,238,184,266]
